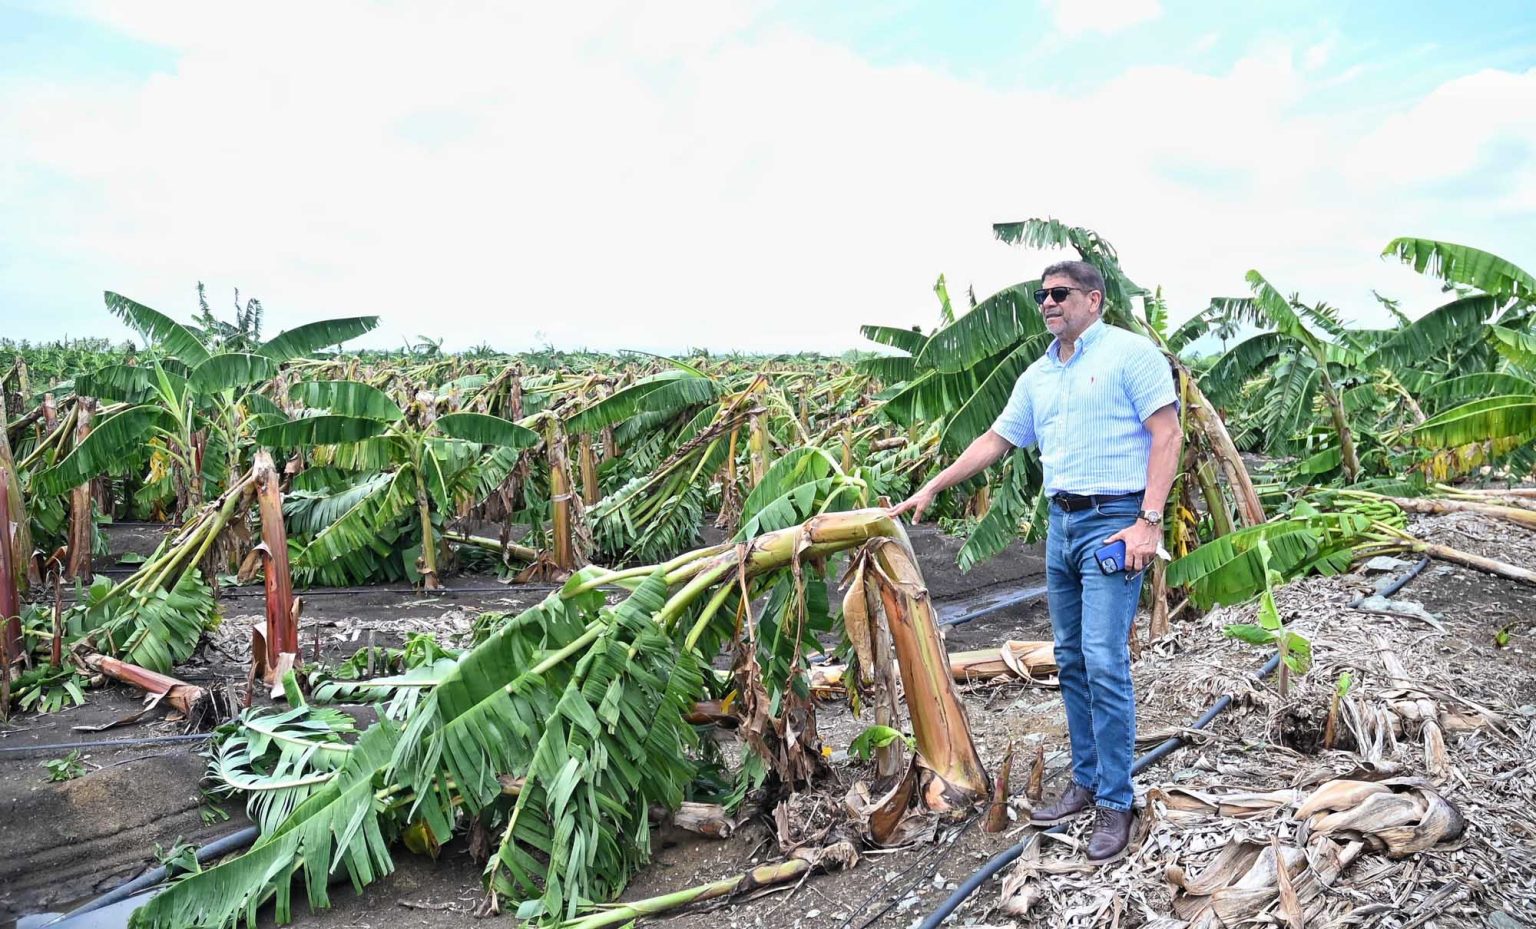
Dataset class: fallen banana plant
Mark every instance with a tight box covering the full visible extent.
[553,842,859,929]
[73,473,251,673]
[77,651,208,720]
[130,509,990,929]
[811,639,1058,693]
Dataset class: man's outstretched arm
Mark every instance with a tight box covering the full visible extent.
[888,430,1014,523]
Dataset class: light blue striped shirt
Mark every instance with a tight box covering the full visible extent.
[991,320,1177,496]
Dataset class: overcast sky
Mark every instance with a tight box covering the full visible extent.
[1,0,1533,354]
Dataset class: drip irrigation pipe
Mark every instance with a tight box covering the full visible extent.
[51,825,261,924]
[0,732,214,758]
[1350,555,1431,606]
[47,581,626,604]
[914,556,1432,928]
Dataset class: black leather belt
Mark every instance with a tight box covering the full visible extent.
[1051,491,1142,512]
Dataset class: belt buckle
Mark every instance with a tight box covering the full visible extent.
[1052,492,1083,512]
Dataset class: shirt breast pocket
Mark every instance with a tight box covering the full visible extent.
[1077,369,1120,417]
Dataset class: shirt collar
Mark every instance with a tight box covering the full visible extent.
[1048,318,1106,363]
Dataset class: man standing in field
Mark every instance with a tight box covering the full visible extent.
[890,260,1180,863]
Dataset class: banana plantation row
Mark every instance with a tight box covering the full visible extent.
[1,220,1533,926]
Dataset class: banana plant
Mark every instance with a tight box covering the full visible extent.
[1195,274,1364,482]
[128,509,988,929]
[1383,241,1536,472]
[28,293,379,521]
[258,380,537,588]
[1221,537,1311,697]
[568,365,743,564]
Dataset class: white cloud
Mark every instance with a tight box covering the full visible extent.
[1040,0,1163,36]
[0,4,1531,355]
[1302,35,1335,71]
[1343,67,1536,210]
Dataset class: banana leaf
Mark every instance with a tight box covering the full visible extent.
[1384,238,1536,302]
[288,381,404,421]
[259,317,379,362]
[106,292,211,366]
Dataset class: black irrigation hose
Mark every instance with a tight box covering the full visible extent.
[48,581,627,605]
[54,825,262,923]
[0,732,214,758]
[914,555,1433,929]
[1352,555,1432,605]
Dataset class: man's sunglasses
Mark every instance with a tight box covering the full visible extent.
[1032,286,1089,305]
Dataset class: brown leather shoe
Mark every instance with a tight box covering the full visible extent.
[1029,782,1094,826]
[1086,807,1135,863]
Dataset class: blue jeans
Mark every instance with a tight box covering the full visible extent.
[1045,493,1145,812]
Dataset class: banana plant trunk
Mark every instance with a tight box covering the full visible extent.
[0,403,36,589]
[747,412,769,489]
[579,435,599,505]
[662,511,986,804]
[1182,374,1265,527]
[189,428,208,512]
[545,417,585,573]
[969,484,991,519]
[67,398,96,583]
[9,359,28,416]
[1316,368,1360,483]
[1389,495,1536,530]
[254,450,299,671]
[714,426,743,530]
[865,538,989,808]
[412,463,442,590]
[1149,556,1171,641]
[0,466,20,680]
[1194,456,1235,538]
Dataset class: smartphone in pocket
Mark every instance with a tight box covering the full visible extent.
[1095,539,1127,574]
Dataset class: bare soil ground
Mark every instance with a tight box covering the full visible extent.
[4,515,1534,928]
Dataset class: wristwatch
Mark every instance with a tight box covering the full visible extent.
[1137,509,1163,526]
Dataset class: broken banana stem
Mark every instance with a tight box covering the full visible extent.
[254,450,299,667]
[809,640,1056,689]
[1388,494,1536,530]
[555,844,856,929]
[1027,741,1045,802]
[984,741,1016,833]
[649,801,735,838]
[867,538,989,808]
[442,530,539,564]
[0,465,22,674]
[78,652,206,716]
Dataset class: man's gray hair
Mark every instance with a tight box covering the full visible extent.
[1042,261,1106,310]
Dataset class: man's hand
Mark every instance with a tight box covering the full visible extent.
[886,431,1014,526]
[1104,519,1163,573]
[889,486,938,524]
